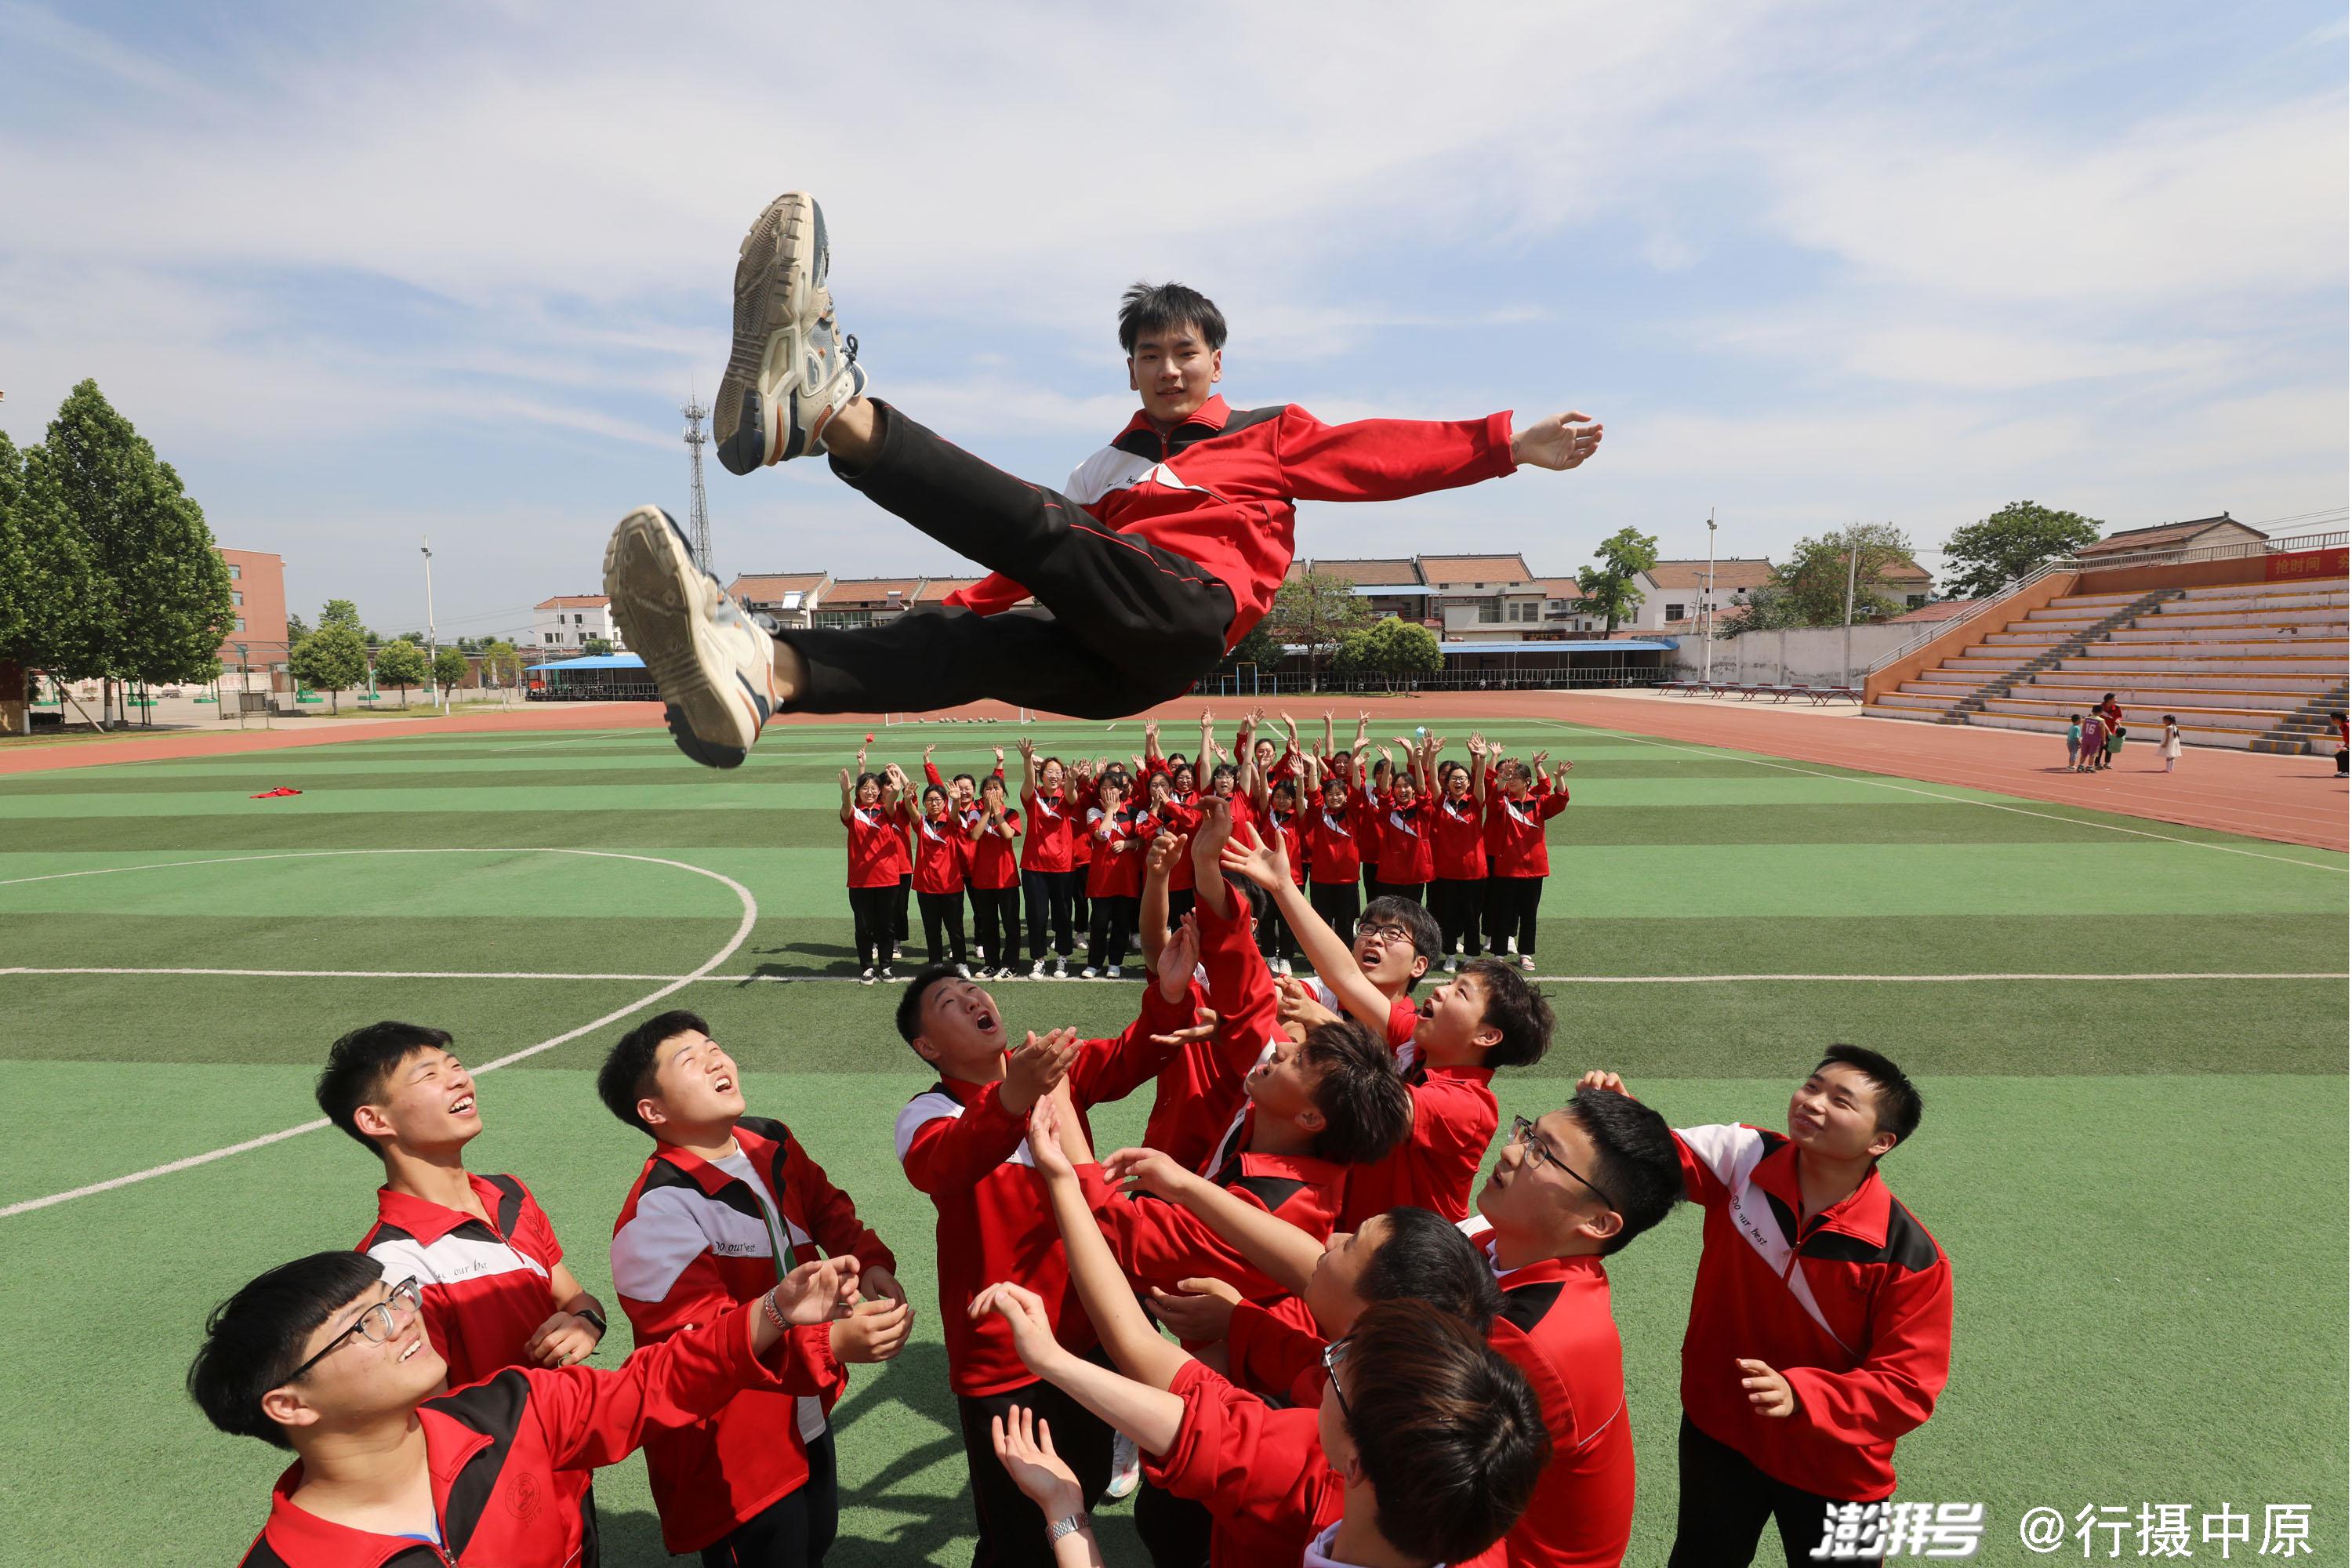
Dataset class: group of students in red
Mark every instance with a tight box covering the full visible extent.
[190,791,1954,1568]
[843,709,1576,989]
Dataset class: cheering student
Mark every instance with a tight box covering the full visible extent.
[968,772,1026,979]
[1367,737,1435,904]
[841,761,911,984]
[1066,760,1098,942]
[1082,771,1151,978]
[1142,768,1204,925]
[604,191,1602,760]
[320,1022,609,1565]
[889,963,1207,1566]
[974,1091,1549,1568]
[1485,753,1570,971]
[1581,1048,1953,1568]
[598,1011,909,1566]
[915,782,975,975]
[1018,738,1079,980]
[1301,755,1367,941]
[927,742,1007,949]
[1251,769,1309,975]
[1429,741,1490,969]
[191,1248,858,1568]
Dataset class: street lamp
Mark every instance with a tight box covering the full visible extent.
[1703,510,1718,684]
[421,540,442,714]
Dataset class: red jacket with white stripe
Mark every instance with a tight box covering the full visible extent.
[608,1118,894,1554]
[359,1174,567,1396]
[1335,1062,1497,1231]
[895,995,1191,1396]
[1484,785,1568,878]
[945,397,1518,648]
[1673,1123,1952,1502]
[235,1304,837,1568]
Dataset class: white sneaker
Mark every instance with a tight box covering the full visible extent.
[604,505,779,768]
[1277,958,1292,977]
[859,967,876,985]
[1081,966,1099,979]
[1054,958,1069,979]
[1028,960,1045,979]
[1519,954,1536,972]
[1443,956,1459,974]
[997,965,1019,981]
[956,963,973,979]
[1106,965,1123,980]
[1107,1432,1142,1501]
[715,191,869,473]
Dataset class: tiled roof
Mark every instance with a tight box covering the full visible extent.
[1533,576,1586,600]
[824,576,924,606]
[916,576,982,602]
[1418,554,1537,586]
[1886,599,1980,624]
[1646,557,1775,591]
[535,595,609,609]
[1301,557,1426,586]
[1879,556,1933,583]
[727,572,829,601]
[2076,516,2263,556]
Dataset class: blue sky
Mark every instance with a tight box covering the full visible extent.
[2,0,2343,643]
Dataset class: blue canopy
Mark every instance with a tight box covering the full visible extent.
[524,652,645,671]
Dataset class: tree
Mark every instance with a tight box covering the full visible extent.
[431,645,470,696]
[35,382,235,717]
[1577,526,1658,634]
[319,600,367,636]
[374,639,430,706]
[1941,501,2103,598]
[394,630,426,646]
[285,611,312,649]
[481,639,524,688]
[289,624,368,713]
[579,636,615,657]
[1716,583,1803,636]
[1336,617,1443,691]
[1225,621,1283,678]
[1769,523,1915,626]
[0,431,102,684]
[1259,572,1369,687]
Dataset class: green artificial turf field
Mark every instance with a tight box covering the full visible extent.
[1,716,2344,1566]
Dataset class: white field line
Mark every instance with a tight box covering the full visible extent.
[4,965,2342,985]
[0,848,757,1219]
[1530,719,2349,873]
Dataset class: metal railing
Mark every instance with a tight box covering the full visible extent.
[1862,559,2076,677]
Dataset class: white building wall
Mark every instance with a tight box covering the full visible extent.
[532,604,625,653]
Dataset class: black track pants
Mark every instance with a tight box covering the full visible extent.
[776,404,1236,717]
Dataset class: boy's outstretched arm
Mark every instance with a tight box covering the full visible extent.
[1221,823,1389,1035]
[1101,1146,1320,1299]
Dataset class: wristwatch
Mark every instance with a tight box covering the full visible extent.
[576,1307,608,1342]
[1046,1515,1087,1544]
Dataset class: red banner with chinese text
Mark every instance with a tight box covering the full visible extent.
[2266,548,2347,582]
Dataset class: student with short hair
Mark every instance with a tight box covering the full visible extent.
[1301,755,1367,942]
[976,1090,1550,1568]
[1082,771,1151,978]
[968,771,1026,980]
[841,761,911,983]
[890,962,1201,1566]
[1018,736,1080,979]
[915,781,975,975]
[1582,1047,1953,1568]
[1484,753,1570,971]
[598,1011,908,1566]
[191,1247,858,1568]
[1428,739,1491,970]
[1366,739,1435,904]
[2077,710,2105,773]
[319,1021,608,1565]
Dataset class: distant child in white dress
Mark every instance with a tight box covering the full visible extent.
[2160,716,2183,773]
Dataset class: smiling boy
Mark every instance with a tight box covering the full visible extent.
[191,1249,858,1567]
[604,191,1605,763]
[320,1022,609,1563]
[1581,1047,1953,1568]
[598,1011,906,1566]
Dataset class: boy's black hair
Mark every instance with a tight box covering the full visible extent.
[1298,1018,1413,1165]
[1119,281,1228,354]
[1457,959,1553,1069]
[895,963,965,1046]
[315,1022,455,1153]
[2071,712,2083,720]
[952,771,978,789]
[1342,1299,1549,1563]
[597,1009,710,1135]
[1362,895,1442,990]
[1817,1044,1924,1151]
[187,1251,387,1450]
[1563,1087,1685,1254]
[1360,1207,1505,1331]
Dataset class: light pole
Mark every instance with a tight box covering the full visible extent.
[1703,509,1717,684]
[421,539,442,714]
[232,642,248,731]
[1842,529,1860,691]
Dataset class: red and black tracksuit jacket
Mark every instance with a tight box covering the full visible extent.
[235,1303,837,1567]
[608,1118,894,1554]
[1675,1123,1953,1502]
[946,395,1518,649]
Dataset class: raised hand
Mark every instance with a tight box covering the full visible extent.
[992,1405,1087,1519]
[1001,1026,1081,1116]
[1274,974,1341,1033]
[971,1280,1063,1377]
[1510,409,1605,471]
[1156,912,1199,1001]
[838,767,852,790]
[1146,1276,1243,1343]
[1576,1069,1632,1098]
[830,1297,915,1363]
[1218,822,1289,891]
[769,1254,863,1325]
[1102,1145,1193,1201]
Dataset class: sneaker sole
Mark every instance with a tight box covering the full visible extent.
[716,192,826,475]
[602,506,764,768]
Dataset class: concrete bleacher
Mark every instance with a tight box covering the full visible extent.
[1869,579,2349,752]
